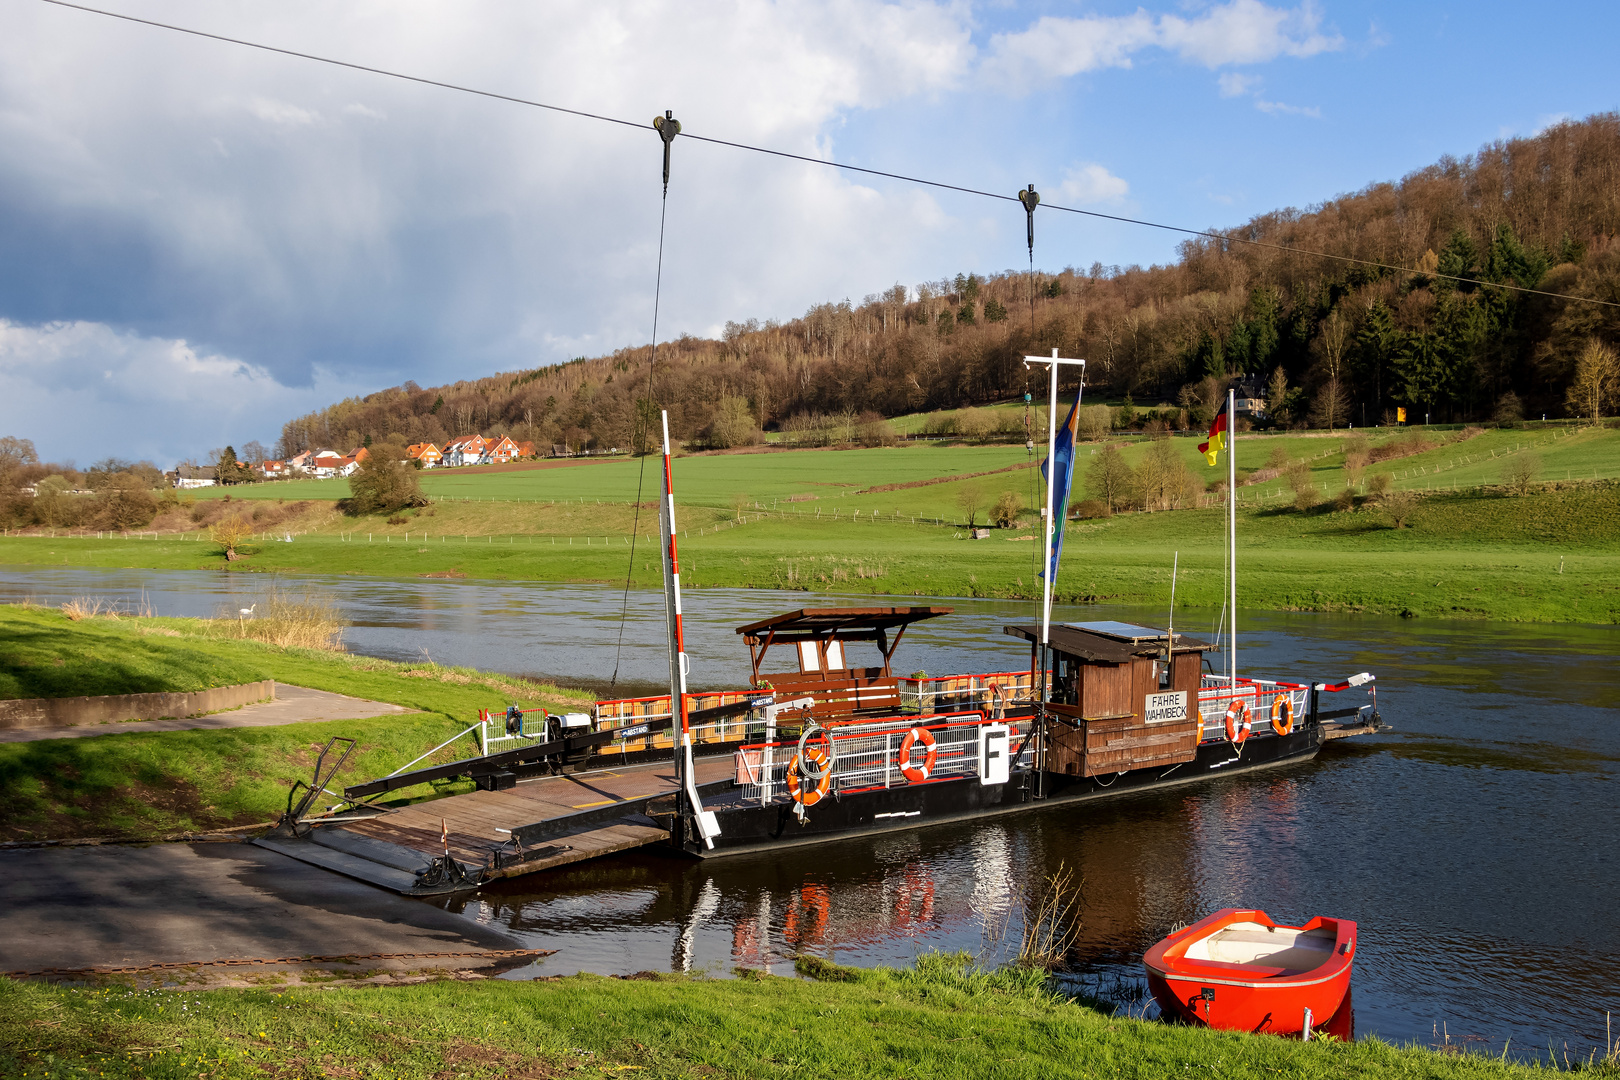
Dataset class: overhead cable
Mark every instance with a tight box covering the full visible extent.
[34,0,1620,310]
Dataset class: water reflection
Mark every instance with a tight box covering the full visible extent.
[0,565,1616,1054]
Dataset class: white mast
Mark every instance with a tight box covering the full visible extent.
[1023,348,1087,657]
[1227,388,1237,696]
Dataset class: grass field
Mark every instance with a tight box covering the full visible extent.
[0,605,269,700]
[0,953,1576,1080]
[0,607,590,842]
[7,427,1617,624]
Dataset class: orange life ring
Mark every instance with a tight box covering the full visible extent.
[787,747,832,806]
[1270,696,1294,736]
[898,726,938,783]
[1224,701,1252,745]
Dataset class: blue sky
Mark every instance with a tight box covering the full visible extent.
[0,0,1616,465]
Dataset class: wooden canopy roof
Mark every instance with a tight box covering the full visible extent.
[737,607,953,682]
[1003,622,1210,664]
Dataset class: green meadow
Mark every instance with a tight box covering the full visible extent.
[0,953,1576,1080]
[6,426,1617,624]
[0,605,588,842]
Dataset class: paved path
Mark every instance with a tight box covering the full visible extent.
[0,842,538,981]
[0,684,418,744]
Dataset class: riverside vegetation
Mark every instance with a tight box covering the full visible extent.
[0,603,591,843]
[2,953,1611,1080]
[2,426,1616,624]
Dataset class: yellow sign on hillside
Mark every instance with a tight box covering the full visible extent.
[1396,407,1407,423]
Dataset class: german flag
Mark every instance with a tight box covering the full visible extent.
[1198,404,1228,466]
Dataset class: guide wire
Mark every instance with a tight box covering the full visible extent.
[611,114,678,688]
[34,0,1620,313]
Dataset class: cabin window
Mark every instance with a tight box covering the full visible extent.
[798,641,820,672]
[1158,660,1172,688]
[824,639,844,671]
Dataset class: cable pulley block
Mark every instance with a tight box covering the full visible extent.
[1018,184,1040,254]
[653,110,681,190]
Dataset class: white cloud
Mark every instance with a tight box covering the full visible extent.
[0,319,365,464]
[1218,72,1262,97]
[982,0,1343,92]
[1056,163,1129,206]
[247,97,322,126]
[1255,98,1322,118]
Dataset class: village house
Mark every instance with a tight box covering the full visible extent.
[487,435,521,463]
[171,464,218,488]
[441,434,490,467]
[513,441,535,459]
[406,442,443,467]
[259,460,288,479]
[308,450,347,478]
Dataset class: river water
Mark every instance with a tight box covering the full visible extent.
[2,566,1616,1056]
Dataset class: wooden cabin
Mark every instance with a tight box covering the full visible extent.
[1005,621,1209,778]
[735,607,952,719]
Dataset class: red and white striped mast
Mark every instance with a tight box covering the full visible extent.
[659,410,718,850]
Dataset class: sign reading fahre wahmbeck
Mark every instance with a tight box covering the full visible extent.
[1144,690,1189,725]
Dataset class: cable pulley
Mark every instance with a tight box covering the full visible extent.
[653,110,681,193]
[1018,184,1040,256]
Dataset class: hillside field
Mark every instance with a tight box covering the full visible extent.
[5,426,1617,624]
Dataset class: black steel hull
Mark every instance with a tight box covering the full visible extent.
[688,723,1324,857]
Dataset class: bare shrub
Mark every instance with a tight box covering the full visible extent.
[954,407,993,442]
[1501,452,1541,495]
[956,484,983,527]
[990,490,1022,528]
[1285,461,1317,512]
[1384,489,1419,528]
[1333,487,1356,512]
[1369,431,1435,464]
[1071,499,1110,519]
[1076,405,1113,440]
[210,516,254,561]
[1366,472,1393,499]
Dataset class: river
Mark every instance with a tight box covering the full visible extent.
[1,565,1616,1056]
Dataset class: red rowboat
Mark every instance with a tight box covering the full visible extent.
[1144,908,1356,1035]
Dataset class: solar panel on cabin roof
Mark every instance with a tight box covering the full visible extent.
[1063,621,1169,643]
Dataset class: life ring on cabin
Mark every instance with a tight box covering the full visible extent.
[1224,701,1252,745]
[787,747,832,806]
[898,726,938,783]
[1270,696,1294,736]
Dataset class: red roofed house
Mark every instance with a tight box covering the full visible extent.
[487,436,521,463]
[309,450,347,478]
[513,441,536,460]
[406,442,442,468]
[441,434,489,467]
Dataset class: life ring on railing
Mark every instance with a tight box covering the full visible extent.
[788,747,832,806]
[1270,696,1294,736]
[1224,701,1252,745]
[898,726,938,783]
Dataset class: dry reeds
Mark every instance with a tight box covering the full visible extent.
[60,594,155,621]
[211,585,346,650]
[1018,862,1083,969]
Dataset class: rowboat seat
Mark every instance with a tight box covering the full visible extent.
[1184,922,1334,975]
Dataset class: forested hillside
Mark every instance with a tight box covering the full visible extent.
[277,113,1620,457]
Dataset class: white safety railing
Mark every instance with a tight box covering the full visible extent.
[733,712,1030,807]
[1197,678,1309,741]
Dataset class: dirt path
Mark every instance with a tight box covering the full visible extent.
[0,684,417,744]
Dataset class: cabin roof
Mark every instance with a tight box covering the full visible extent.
[1003,622,1210,663]
[735,606,953,641]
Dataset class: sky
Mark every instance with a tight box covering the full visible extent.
[0,0,1617,466]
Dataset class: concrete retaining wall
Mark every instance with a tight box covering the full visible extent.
[0,681,276,731]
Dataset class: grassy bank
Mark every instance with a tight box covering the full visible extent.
[0,604,269,700]
[0,607,592,842]
[0,954,1578,1080]
[2,479,1616,622]
[4,431,1617,624]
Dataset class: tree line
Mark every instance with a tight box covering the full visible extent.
[267,112,1620,457]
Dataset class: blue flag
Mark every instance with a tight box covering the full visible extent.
[1039,396,1082,581]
